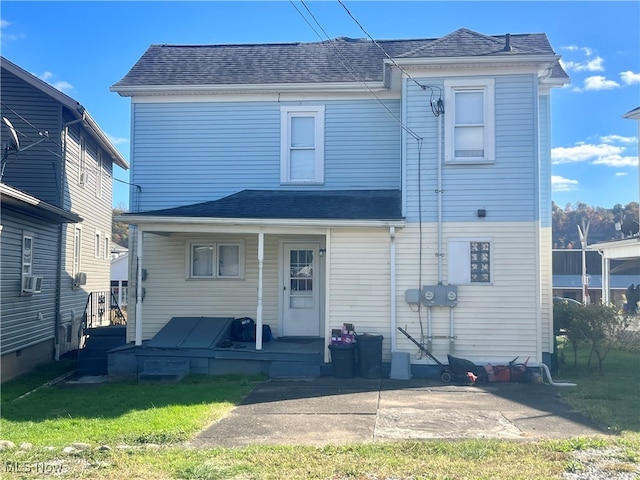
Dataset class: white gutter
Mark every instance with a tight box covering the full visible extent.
[115,215,405,229]
[390,226,397,352]
[111,81,388,97]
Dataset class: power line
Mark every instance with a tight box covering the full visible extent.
[337,0,444,116]
[292,0,422,140]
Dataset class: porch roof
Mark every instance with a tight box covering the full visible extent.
[122,189,404,226]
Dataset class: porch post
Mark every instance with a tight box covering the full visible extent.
[601,254,610,305]
[256,232,264,350]
[390,226,397,352]
[135,228,143,346]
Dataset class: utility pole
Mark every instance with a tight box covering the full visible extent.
[577,219,590,305]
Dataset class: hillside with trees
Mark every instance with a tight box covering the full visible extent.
[112,206,129,249]
[552,201,639,249]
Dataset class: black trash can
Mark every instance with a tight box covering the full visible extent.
[328,343,356,378]
[356,334,383,378]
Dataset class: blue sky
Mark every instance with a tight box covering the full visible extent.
[2,1,639,210]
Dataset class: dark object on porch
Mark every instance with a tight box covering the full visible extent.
[356,334,383,379]
[447,354,487,383]
[230,317,273,343]
[231,317,256,342]
[328,343,356,378]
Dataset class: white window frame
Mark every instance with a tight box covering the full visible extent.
[22,233,33,276]
[95,230,102,258]
[186,240,245,280]
[79,134,87,185]
[448,238,493,285]
[73,226,82,276]
[280,105,325,184]
[444,79,495,164]
[104,236,110,260]
[96,151,103,199]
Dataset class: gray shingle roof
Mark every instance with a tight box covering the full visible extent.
[112,28,567,90]
[128,190,403,221]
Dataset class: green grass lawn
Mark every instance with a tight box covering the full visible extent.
[0,351,638,479]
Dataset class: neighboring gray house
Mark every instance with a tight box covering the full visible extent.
[1,57,129,381]
[112,29,569,376]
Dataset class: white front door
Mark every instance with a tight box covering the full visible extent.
[282,242,321,336]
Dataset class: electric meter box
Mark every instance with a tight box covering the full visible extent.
[421,285,458,306]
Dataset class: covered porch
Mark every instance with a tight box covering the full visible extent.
[117,190,404,374]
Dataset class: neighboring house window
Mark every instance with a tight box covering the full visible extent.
[448,239,492,284]
[444,79,495,164]
[79,135,87,185]
[95,231,101,258]
[104,237,110,260]
[280,106,325,184]
[73,227,82,275]
[22,234,33,276]
[188,241,244,279]
[96,151,103,198]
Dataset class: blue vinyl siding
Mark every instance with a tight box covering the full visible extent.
[130,99,401,211]
[404,74,539,223]
[539,94,552,228]
[0,210,59,354]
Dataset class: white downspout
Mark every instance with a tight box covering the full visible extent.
[437,113,443,284]
[390,226,397,352]
[256,232,264,350]
[135,228,143,346]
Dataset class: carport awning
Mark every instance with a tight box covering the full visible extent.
[118,189,405,228]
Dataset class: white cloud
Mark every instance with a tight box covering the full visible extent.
[552,175,579,192]
[583,75,620,91]
[600,134,637,144]
[593,155,639,168]
[620,71,640,85]
[560,56,604,73]
[615,172,628,177]
[1,19,10,29]
[552,142,624,165]
[107,134,129,145]
[562,45,593,57]
[36,71,73,93]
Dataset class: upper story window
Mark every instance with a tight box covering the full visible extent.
[444,79,495,164]
[22,234,33,276]
[73,227,82,276]
[448,239,492,284]
[280,106,325,184]
[96,151,103,199]
[79,135,87,186]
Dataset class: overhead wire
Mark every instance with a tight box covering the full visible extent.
[1,101,135,189]
[292,0,422,141]
[336,0,444,118]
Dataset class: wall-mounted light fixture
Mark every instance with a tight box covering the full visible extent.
[319,249,326,257]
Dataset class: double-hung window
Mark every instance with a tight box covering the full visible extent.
[22,234,33,276]
[79,135,87,185]
[96,151,103,198]
[73,227,82,276]
[444,79,495,164]
[448,239,492,284]
[188,241,244,279]
[280,106,325,184]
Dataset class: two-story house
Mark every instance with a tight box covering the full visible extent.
[1,57,129,381]
[111,29,569,377]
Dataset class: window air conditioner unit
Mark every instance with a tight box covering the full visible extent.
[74,272,87,287]
[23,275,43,293]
